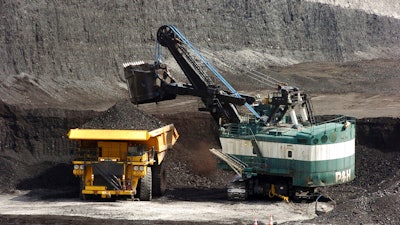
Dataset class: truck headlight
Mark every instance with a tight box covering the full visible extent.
[139,166,144,171]
[74,165,79,170]
[133,166,138,171]
[79,165,84,170]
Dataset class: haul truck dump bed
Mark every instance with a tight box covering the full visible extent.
[68,124,178,201]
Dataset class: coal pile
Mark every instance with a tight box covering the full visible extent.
[81,99,165,130]
[81,101,231,189]
[153,112,233,189]
[302,146,400,225]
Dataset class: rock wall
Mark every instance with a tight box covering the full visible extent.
[1,0,399,83]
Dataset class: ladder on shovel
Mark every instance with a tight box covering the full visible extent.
[209,148,248,177]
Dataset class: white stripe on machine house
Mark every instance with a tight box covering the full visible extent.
[219,138,355,162]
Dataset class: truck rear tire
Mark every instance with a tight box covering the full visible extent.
[152,162,166,197]
[139,167,152,201]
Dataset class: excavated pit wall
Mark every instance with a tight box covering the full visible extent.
[1,1,400,108]
[0,100,97,192]
[356,117,400,152]
[1,98,399,194]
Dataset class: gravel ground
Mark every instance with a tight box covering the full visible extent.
[0,191,331,225]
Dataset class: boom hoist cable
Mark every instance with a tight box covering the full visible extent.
[195,46,317,124]
[154,42,165,64]
[196,46,283,89]
[167,25,261,119]
[156,25,315,124]
[157,29,214,87]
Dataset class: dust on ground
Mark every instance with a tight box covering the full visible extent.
[0,190,332,225]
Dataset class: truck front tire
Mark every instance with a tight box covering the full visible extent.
[139,167,152,201]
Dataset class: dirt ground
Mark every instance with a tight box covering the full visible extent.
[0,189,335,225]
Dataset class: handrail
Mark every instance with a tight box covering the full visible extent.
[209,148,247,177]
[314,115,355,126]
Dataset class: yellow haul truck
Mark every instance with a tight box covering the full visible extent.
[67,124,178,201]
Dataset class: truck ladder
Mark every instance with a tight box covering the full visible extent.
[209,148,247,177]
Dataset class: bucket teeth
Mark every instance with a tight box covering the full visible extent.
[123,60,145,68]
